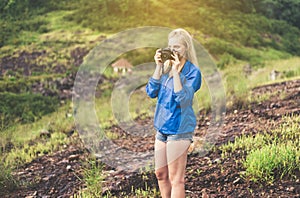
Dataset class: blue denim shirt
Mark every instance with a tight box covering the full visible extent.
[146,60,201,135]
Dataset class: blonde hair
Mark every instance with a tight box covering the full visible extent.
[168,28,198,66]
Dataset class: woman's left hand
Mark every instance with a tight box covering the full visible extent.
[171,52,180,74]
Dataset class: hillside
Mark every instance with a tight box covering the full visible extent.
[2,79,299,197]
[0,0,299,129]
[0,0,300,197]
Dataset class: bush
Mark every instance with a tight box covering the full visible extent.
[0,92,59,130]
[217,53,236,69]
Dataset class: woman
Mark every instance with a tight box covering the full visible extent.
[146,28,202,198]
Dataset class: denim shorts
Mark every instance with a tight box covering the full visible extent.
[156,131,194,143]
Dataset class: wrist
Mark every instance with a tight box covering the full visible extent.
[156,63,162,68]
[172,66,179,74]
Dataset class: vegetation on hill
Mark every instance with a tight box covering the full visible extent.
[1,0,299,128]
[1,0,300,57]
[0,1,299,196]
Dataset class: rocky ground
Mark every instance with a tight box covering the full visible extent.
[2,79,300,198]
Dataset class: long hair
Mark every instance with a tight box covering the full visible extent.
[168,28,198,67]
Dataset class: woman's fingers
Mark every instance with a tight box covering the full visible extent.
[154,49,162,66]
[171,51,179,61]
[171,52,180,70]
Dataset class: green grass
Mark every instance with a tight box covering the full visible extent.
[4,132,69,168]
[244,142,298,183]
[0,101,78,192]
[220,115,300,183]
[0,1,299,196]
[0,101,74,167]
[248,57,300,87]
[0,162,19,194]
[219,57,300,109]
[0,103,74,149]
[75,159,105,198]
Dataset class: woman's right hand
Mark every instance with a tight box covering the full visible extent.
[154,49,163,67]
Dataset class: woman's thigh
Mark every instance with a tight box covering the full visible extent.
[155,139,168,170]
[166,140,191,180]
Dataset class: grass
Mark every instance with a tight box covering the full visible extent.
[244,142,298,183]
[0,101,81,193]
[0,102,74,149]
[0,48,299,198]
[75,159,105,198]
[4,132,69,168]
[219,56,300,109]
[0,1,299,196]
[220,115,300,183]
[248,57,300,87]
[74,158,159,198]
[0,162,19,194]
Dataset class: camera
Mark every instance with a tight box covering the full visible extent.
[160,48,175,63]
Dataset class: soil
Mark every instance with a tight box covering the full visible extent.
[2,79,300,198]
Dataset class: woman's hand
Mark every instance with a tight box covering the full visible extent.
[171,52,180,74]
[152,49,163,80]
[154,49,163,67]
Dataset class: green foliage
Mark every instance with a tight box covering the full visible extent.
[75,159,104,198]
[1,0,300,57]
[0,18,49,47]
[255,0,300,28]
[202,0,300,29]
[0,92,59,130]
[4,132,69,168]
[217,53,236,69]
[244,142,298,183]
[220,115,300,183]
[0,0,77,20]
[0,162,19,195]
[0,0,79,47]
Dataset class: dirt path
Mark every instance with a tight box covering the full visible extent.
[3,79,300,197]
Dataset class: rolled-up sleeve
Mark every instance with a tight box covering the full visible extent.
[146,77,162,98]
[174,70,201,106]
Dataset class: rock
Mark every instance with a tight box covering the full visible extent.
[269,70,282,81]
[40,130,51,138]
[68,154,80,161]
[243,63,252,76]
[201,188,209,198]
[233,178,241,184]
[287,187,295,192]
[213,158,222,164]
[66,165,72,171]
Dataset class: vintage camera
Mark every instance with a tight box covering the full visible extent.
[160,48,175,63]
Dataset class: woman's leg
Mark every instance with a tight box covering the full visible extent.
[167,140,191,198]
[155,139,171,198]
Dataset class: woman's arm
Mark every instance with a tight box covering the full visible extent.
[145,49,164,98]
[172,69,182,93]
[170,53,201,107]
[171,52,183,93]
[174,70,201,107]
[152,64,162,80]
[153,49,163,80]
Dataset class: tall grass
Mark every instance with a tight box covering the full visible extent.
[220,115,300,183]
[219,57,300,109]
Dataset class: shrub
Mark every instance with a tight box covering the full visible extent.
[0,92,59,130]
[217,53,236,69]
